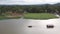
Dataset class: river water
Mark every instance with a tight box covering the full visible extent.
[0,18,60,34]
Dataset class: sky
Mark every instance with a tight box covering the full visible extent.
[0,0,60,5]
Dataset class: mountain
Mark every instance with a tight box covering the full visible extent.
[0,3,60,7]
[53,3,60,6]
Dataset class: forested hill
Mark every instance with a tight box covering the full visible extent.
[0,3,60,14]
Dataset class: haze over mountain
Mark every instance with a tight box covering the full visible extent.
[0,0,60,5]
[0,3,60,6]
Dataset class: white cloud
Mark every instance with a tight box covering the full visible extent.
[0,0,60,5]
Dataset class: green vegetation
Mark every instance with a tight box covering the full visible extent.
[24,13,58,19]
[0,4,60,20]
[0,15,21,20]
[0,13,59,20]
[0,4,60,14]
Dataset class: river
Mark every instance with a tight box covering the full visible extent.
[0,18,60,34]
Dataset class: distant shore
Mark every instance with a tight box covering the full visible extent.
[0,13,59,20]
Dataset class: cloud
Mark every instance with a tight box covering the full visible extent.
[0,0,60,5]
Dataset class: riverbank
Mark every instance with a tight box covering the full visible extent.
[0,15,21,20]
[0,13,59,20]
[24,13,59,19]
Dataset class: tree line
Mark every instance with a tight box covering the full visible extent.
[0,4,60,15]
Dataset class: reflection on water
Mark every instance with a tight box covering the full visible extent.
[0,18,60,34]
